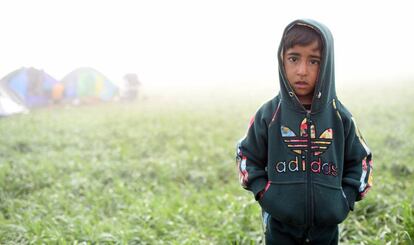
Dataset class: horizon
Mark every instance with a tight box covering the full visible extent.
[1,0,413,89]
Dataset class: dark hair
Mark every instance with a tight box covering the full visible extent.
[283,24,323,53]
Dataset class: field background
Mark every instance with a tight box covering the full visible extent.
[0,81,413,244]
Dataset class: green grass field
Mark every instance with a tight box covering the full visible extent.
[0,81,413,244]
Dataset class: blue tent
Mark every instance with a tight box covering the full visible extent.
[0,67,62,107]
[61,67,118,103]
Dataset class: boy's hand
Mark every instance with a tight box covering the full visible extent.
[256,181,271,200]
[257,190,265,200]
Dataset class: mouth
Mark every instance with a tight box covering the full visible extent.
[294,81,309,89]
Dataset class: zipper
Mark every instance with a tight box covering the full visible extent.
[306,111,313,227]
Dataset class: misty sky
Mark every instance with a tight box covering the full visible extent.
[1,0,413,89]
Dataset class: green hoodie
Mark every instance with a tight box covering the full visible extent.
[236,19,373,227]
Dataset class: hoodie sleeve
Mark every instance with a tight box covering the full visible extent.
[236,106,269,200]
[341,114,373,210]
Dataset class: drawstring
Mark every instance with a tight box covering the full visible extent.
[317,91,321,99]
[287,90,322,112]
[288,91,321,98]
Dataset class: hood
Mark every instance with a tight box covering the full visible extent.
[278,19,336,113]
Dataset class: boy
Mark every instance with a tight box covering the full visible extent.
[236,19,373,244]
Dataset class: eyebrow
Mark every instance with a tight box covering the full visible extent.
[286,52,300,56]
[309,55,321,59]
[286,52,321,59]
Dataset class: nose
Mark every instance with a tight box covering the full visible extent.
[297,61,308,76]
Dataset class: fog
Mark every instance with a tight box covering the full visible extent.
[1,0,413,93]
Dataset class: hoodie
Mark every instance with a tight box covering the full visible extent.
[236,19,373,227]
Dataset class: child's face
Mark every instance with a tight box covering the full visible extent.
[283,41,321,105]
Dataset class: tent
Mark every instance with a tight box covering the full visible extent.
[61,67,118,103]
[0,86,27,117]
[0,67,63,107]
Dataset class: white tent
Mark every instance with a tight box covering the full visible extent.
[0,87,27,117]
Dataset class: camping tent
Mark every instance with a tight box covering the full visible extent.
[0,86,27,117]
[0,67,63,107]
[61,67,118,103]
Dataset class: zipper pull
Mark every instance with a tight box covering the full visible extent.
[307,111,313,123]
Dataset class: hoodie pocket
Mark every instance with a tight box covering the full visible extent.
[313,183,350,226]
[258,183,306,226]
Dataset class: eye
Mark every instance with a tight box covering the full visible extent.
[310,59,320,65]
[288,57,298,63]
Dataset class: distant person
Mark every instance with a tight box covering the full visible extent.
[122,73,141,101]
[52,82,64,104]
[236,19,373,244]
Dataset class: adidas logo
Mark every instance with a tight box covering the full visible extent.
[281,117,333,156]
[275,118,337,176]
